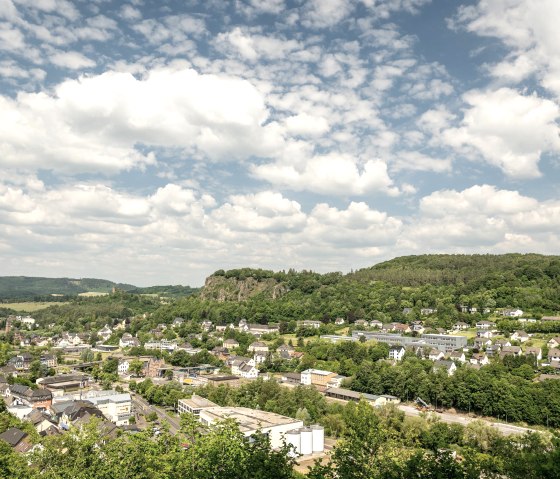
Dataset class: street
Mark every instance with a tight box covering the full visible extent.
[131,393,181,434]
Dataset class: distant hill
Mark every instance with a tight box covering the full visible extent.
[349,253,560,287]
[198,255,560,311]
[0,276,199,300]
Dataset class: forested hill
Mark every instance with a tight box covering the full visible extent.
[192,255,560,317]
[350,253,560,287]
[0,277,199,300]
[0,276,137,300]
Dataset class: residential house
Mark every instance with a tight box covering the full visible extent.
[476,321,496,330]
[388,346,406,361]
[98,325,113,342]
[334,318,345,325]
[411,323,425,334]
[40,354,57,368]
[176,343,201,355]
[453,322,469,331]
[248,341,269,353]
[20,316,36,329]
[252,352,267,364]
[402,308,412,315]
[172,317,185,328]
[470,353,489,365]
[0,427,32,453]
[468,307,478,314]
[230,358,253,376]
[299,320,322,329]
[211,346,230,360]
[420,308,437,316]
[0,376,9,397]
[494,339,511,349]
[119,333,140,348]
[511,331,529,343]
[485,345,501,358]
[476,330,494,339]
[458,305,469,313]
[369,320,383,328]
[501,309,524,318]
[238,362,259,379]
[542,316,560,322]
[355,319,369,328]
[243,323,280,336]
[548,348,560,363]
[223,338,240,349]
[201,321,213,331]
[473,338,492,350]
[395,323,412,334]
[428,349,445,361]
[60,401,105,430]
[8,384,52,409]
[118,359,130,375]
[500,346,522,358]
[449,351,466,363]
[433,360,457,376]
[215,325,228,333]
[525,347,542,361]
[25,409,58,434]
[9,353,33,371]
[548,337,560,349]
[277,344,295,357]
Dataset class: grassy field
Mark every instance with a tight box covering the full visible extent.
[77,292,109,297]
[1,301,68,312]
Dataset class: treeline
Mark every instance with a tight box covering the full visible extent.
[353,253,560,287]
[128,285,199,297]
[194,382,560,478]
[350,356,560,427]
[0,276,137,299]
[2,396,560,478]
[31,293,161,331]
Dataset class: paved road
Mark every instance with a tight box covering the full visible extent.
[397,404,537,436]
[132,393,181,434]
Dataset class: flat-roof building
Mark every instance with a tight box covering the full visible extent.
[199,407,303,450]
[177,395,218,416]
[320,332,467,352]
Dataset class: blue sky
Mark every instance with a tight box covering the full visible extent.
[1,0,559,286]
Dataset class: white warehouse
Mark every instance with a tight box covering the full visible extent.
[199,407,304,450]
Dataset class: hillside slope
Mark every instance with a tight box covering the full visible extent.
[0,276,137,299]
[350,253,560,287]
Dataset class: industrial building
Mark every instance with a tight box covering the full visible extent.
[177,395,218,416]
[77,390,132,426]
[285,425,324,457]
[300,369,337,387]
[321,332,467,352]
[198,407,304,450]
[325,387,400,407]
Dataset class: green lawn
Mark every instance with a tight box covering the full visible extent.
[2,301,68,312]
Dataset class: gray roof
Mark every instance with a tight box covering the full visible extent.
[434,360,455,370]
[0,427,27,447]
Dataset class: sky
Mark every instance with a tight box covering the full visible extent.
[1,0,559,286]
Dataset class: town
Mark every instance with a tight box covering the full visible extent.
[1,256,560,478]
